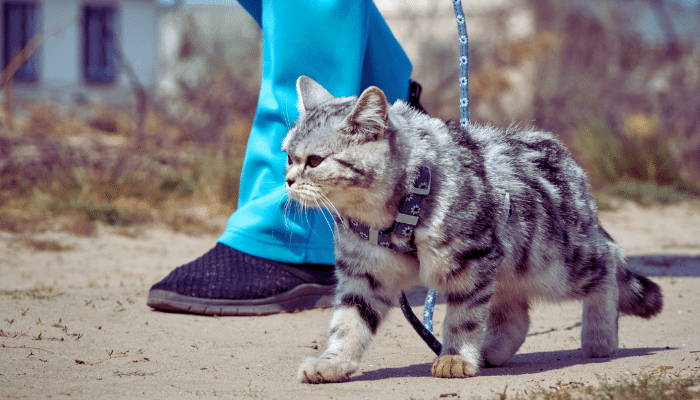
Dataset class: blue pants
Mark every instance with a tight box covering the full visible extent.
[218,0,412,265]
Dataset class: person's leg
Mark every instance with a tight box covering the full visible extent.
[221,0,411,265]
[148,0,412,315]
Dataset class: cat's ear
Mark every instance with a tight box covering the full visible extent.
[341,86,388,141]
[296,75,334,112]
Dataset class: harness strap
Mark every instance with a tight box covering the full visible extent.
[346,167,431,254]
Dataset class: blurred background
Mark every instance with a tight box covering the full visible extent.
[1,0,698,240]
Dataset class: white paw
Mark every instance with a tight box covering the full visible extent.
[431,355,478,378]
[297,356,358,384]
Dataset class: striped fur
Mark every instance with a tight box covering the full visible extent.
[283,76,663,383]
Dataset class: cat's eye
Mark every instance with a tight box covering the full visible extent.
[287,154,292,165]
[306,155,325,168]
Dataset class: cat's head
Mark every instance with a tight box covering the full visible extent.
[283,76,396,221]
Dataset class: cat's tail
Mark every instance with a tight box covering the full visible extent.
[601,226,662,318]
[616,265,663,319]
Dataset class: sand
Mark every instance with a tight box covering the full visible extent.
[1,200,699,399]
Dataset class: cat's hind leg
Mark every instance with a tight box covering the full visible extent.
[482,299,530,367]
[581,287,619,358]
[580,246,621,358]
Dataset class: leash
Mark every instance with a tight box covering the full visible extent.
[398,0,469,356]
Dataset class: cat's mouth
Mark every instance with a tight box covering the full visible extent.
[286,186,325,209]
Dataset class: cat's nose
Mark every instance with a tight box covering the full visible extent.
[286,178,295,187]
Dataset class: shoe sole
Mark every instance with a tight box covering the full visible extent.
[147,283,335,316]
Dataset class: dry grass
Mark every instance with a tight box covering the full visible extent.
[498,373,700,400]
[570,116,700,206]
[1,94,697,243]
[0,285,64,300]
[0,96,248,239]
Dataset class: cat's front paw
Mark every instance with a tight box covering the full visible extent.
[297,356,358,384]
[431,355,478,378]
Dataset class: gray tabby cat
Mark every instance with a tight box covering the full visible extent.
[283,76,662,383]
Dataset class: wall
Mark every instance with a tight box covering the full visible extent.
[4,0,159,105]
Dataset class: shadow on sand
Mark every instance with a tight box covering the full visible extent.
[353,346,675,381]
[369,254,695,381]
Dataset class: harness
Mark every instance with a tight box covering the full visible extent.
[345,167,431,255]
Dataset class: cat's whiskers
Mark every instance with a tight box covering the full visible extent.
[283,184,340,240]
[280,188,293,220]
[318,193,343,223]
[300,198,314,232]
[282,101,294,131]
[268,186,287,198]
[282,194,307,238]
[278,185,297,236]
[281,197,295,248]
[314,197,340,234]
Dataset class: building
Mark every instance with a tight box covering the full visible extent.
[1,0,160,104]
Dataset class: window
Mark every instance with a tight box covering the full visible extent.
[2,1,39,82]
[83,4,117,83]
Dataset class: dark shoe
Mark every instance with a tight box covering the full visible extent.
[147,243,336,316]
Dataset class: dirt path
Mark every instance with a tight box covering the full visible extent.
[1,201,699,399]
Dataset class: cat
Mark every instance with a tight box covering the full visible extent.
[282,75,663,383]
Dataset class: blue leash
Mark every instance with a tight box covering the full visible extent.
[399,0,469,356]
[453,0,470,129]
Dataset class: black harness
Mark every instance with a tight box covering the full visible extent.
[345,167,431,255]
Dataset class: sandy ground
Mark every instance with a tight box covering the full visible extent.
[1,200,699,399]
